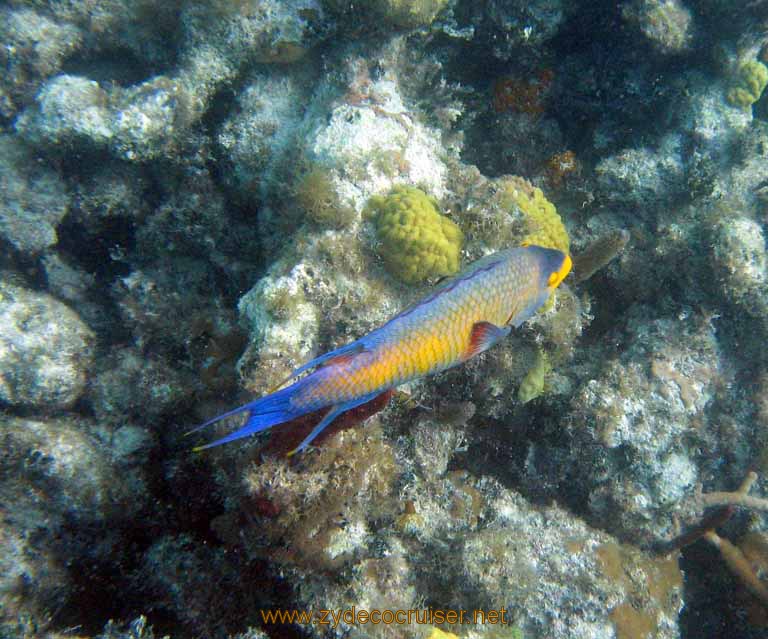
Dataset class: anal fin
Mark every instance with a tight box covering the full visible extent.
[286,390,383,456]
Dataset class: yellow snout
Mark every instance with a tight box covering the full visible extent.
[547,253,572,289]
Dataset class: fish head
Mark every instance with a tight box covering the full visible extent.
[521,244,572,291]
[546,252,572,289]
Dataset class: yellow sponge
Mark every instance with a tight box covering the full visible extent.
[500,176,569,254]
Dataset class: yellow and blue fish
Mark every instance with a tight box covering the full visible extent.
[191,244,572,455]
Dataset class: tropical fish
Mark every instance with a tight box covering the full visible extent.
[190,244,572,455]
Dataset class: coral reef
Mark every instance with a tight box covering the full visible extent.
[368,185,464,283]
[230,418,683,639]
[499,176,569,253]
[4,0,768,637]
[559,307,724,544]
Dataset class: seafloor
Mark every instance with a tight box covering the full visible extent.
[2,1,768,638]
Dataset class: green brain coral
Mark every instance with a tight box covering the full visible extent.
[727,60,768,108]
[368,186,463,284]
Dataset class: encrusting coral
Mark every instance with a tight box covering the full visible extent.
[726,60,768,108]
[498,176,569,254]
[367,185,464,284]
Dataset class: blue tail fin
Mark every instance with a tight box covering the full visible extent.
[190,387,300,452]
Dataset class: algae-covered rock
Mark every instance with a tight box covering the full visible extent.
[562,308,721,544]
[0,279,94,409]
[371,0,449,27]
[16,74,112,147]
[217,70,307,200]
[484,0,565,55]
[622,0,692,54]
[0,6,82,118]
[238,268,320,391]
[595,135,686,212]
[0,134,69,255]
[1,415,149,633]
[295,167,356,228]
[711,216,768,314]
[181,0,329,66]
[368,185,463,284]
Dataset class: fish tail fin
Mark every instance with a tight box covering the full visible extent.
[191,387,302,452]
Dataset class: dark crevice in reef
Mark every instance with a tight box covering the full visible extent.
[55,213,136,283]
[47,409,311,638]
[59,4,184,87]
[61,47,161,88]
[678,513,764,639]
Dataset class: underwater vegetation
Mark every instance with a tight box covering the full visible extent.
[295,166,356,229]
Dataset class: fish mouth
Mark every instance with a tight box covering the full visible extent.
[547,253,572,289]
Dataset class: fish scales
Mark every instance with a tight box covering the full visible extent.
[191,245,571,454]
[294,246,563,405]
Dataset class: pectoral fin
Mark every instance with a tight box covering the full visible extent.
[463,321,511,360]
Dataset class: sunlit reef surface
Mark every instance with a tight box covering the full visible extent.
[3,1,768,638]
